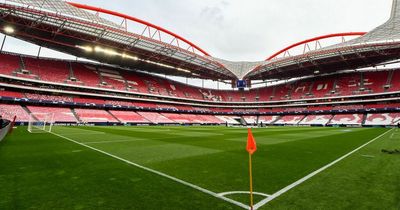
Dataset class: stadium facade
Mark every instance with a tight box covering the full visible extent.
[0,0,400,127]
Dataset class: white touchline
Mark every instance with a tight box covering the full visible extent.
[253,128,394,210]
[48,131,249,209]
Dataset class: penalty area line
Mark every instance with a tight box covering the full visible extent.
[253,128,394,210]
[48,131,249,209]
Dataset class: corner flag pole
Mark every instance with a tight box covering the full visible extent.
[249,153,254,210]
[246,128,257,210]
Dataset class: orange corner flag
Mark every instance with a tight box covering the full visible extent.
[246,128,257,155]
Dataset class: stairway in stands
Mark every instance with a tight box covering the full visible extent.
[107,110,121,123]
[361,113,368,126]
[70,108,81,123]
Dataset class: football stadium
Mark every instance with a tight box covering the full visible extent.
[0,0,400,209]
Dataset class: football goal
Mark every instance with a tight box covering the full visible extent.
[27,113,54,133]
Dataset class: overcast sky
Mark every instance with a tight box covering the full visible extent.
[69,0,392,61]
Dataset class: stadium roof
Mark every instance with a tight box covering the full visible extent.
[0,0,400,81]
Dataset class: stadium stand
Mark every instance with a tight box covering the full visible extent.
[0,90,24,98]
[23,57,70,83]
[25,93,73,102]
[2,53,400,103]
[161,113,193,123]
[328,114,363,125]
[1,54,400,126]
[364,113,400,126]
[70,63,101,87]
[27,106,78,123]
[244,116,257,124]
[74,109,118,123]
[99,68,128,91]
[197,115,224,124]
[109,111,150,123]
[291,81,313,99]
[0,104,30,122]
[362,71,388,94]
[299,115,333,125]
[388,70,400,91]
[73,97,105,105]
[311,77,334,98]
[215,116,240,124]
[275,115,305,125]
[137,112,175,124]
[0,53,20,75]
[258,116,280,124]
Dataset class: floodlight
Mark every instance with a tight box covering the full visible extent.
[4,26,14,34]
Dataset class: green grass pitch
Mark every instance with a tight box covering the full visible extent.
[1,126,399,209]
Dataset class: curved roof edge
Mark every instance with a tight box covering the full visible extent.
[266,32,366,61]
[67,2,211,57]
[244,0,400,79]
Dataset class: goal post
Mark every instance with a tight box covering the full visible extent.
[27,113,55,133]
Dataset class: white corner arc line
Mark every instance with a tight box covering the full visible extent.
[48,131,249,209]
[218,191,270,197]
[253,128,394,210]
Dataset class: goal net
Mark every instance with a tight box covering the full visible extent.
[27,113,55,133]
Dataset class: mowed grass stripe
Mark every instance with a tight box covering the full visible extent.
[53,126,388,197]
[1,126,394,209]
[0,127,239,210]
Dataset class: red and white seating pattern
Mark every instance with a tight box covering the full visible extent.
[215,116,240,124]
[364,113,400,125]
[74,109,118,123]
[258,116,280,124]
[27,106,77,122]
[275,115,305,124]
[2,53,400,103]
[299,115,333,125]
[197,115,224,124]
[24,57,70,83]
[244,116,257,124]
[70,64,101,87]
[388,70,400,91]
[291,81,312,99]
[328,114,363,125]
[25,93,73,102]
[99,68,127,91]
[0,90,24,98]
[73,97,105,104]
[0,104,30,121]
[154,113,223,124]
[2,101,400,126]
[161,113,193,123]
[109,110,149,123]
[0,53,20,75]
[362,71,388,94]
[312,79,334,98]
[106,100,134,107]
[137,112,175,124]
